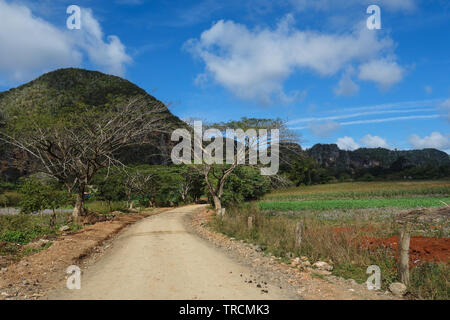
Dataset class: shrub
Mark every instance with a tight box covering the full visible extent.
[0,230,34,244]
[18,179,70,227]
[0,192,22,207]
[0,213,69,247]
[410,262,449,300]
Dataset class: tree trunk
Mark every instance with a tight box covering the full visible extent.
[50,209,56,227]
[213,195,222,216]
[72,186,86,223]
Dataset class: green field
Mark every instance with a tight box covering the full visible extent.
[264,180,450,201]
[259,197,450,211]
[260,180,450,211]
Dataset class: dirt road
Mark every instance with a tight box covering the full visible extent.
[46,205,296,300]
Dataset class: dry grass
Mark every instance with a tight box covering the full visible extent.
[210,203,448,298]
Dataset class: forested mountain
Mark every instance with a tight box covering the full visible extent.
[307,144,449,169]
[0,68,184,181]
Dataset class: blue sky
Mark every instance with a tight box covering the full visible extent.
[0,0,449,152]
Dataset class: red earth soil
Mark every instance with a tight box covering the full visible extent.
[364,236,449,266]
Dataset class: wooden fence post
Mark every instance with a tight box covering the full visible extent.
[248,216,253,229]
[295,221,303,249]
[398,228,410,286]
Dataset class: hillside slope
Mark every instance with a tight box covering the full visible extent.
[0,68,184,181]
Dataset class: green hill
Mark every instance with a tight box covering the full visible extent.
[0,68,184,181]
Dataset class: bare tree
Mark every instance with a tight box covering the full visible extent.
[1,96,172,222]
[123,169,158,209]
[175,118,298,216]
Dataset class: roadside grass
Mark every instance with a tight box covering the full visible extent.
[0,201,131,248]
[22,241,53,256]
[0,201,139,266]
[209,203,449,300]
[0,212,74,265]
[409,262,449,300]
[0,212,72,245]
[259,197,450,211]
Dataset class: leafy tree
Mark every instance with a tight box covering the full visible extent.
[167,165,204,204]
[18,180,47,215]
[18,179,70,226]
[283,154,317,186]
[211,166,271,207]
[91,171,127,211]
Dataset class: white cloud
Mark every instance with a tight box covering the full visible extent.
[76,9,132,76]
[437,99,450,122]
[0,1,80,82]
[308,121,340,138]
[0,1,131,83]
[360,134,389,148]
[287,106,434,126]
[337,136,360,151]
[341,114,439,126]
[334,73,359,96]
[194,73,209,87]
[358,59,404,89]
[408,132,450,150]
[186,15,401,103]
[425,85,433,94]
[290,0,416,12]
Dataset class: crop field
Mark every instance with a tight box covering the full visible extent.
[259,197,450,211]
[263,180,450,201]
[211,180,450,299]
[261,180,450,211]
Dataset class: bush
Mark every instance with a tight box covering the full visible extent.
[18,179,70,220]
[0,192,22,207]
[0,224,48,245]
[359,173,376,182]
[0,230,37,245]
[0,181,16,193]
[410,262,449,300]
